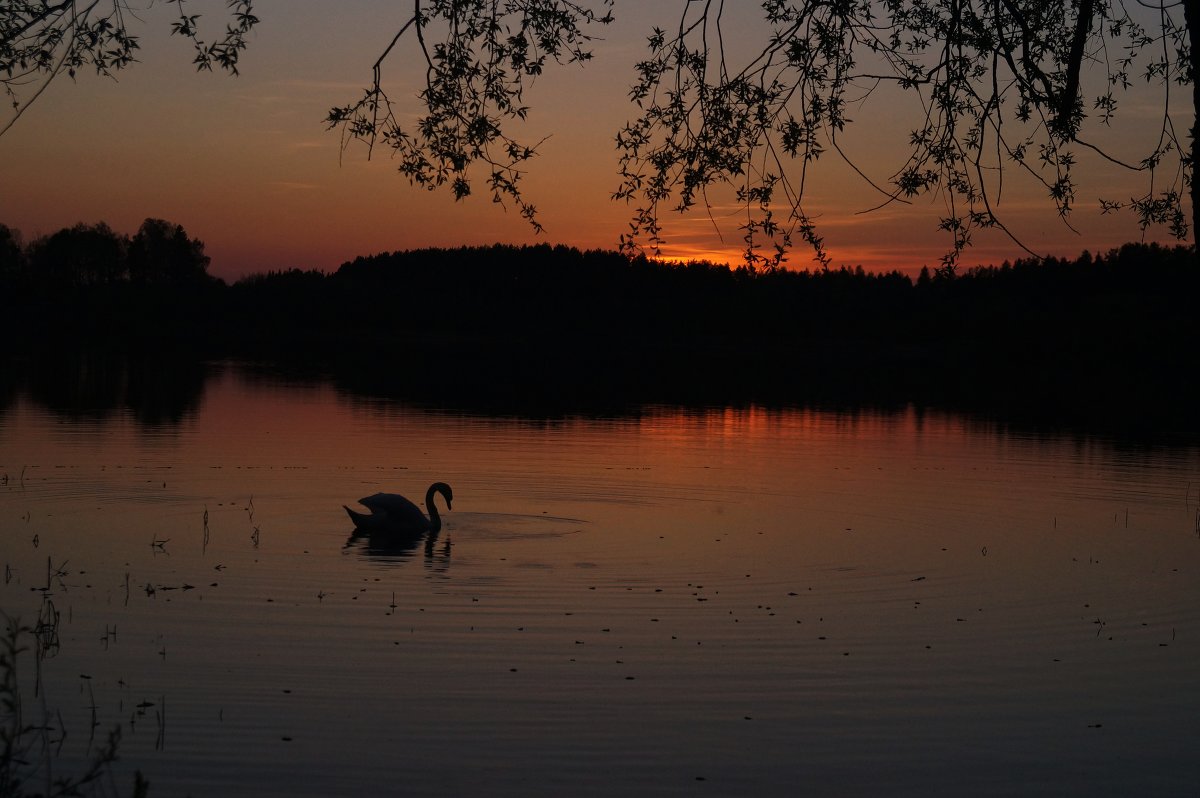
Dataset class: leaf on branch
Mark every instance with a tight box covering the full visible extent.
[327,0,613,232]
[613,0,1192,267]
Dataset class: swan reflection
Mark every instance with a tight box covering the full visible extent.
[343,524,452,564]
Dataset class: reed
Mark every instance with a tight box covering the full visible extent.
[32,597,59,663]
[0,615,138,797]
[154,698,165,752]
[243,496,261,547]
[43,558,68,593]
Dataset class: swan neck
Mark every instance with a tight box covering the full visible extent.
[425,485,442,532]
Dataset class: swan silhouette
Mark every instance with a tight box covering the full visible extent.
[343,482,453,533]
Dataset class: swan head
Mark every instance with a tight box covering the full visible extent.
[429,481,453,511]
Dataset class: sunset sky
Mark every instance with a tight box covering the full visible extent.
[0,1,1190,282]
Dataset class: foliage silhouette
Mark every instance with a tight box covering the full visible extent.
[616,1,1196,267]
[28,222,127,289]
[326,1,614,233]
[9,218,214,293]
[128,218,211,286]
[326,1,1198,265]
[0,224,20,285]
[0,1,257,136]
[3,3,1194,265]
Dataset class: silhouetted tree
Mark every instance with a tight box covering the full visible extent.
[329,2,1196,266]
[29,222,126,288]
[128,218,211,285]
[615,2,1195,267]
[0,1,257,136]
[326,2,615,233]
[0,223,21,286]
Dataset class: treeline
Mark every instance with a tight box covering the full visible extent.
[221,241,1197,355]
[206,241,1200,416]
[2,230,1197,417]
[0,218,213,290]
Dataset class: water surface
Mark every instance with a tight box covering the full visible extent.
[1,365,1197,796]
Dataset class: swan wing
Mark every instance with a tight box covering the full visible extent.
[357,492,429,531]
[344,504,380,530]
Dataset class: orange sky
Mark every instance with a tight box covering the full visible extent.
[0,2,1189,281]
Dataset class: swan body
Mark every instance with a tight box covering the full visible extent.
[344,482,453,534]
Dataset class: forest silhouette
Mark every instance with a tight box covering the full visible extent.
[1,219,1196,427]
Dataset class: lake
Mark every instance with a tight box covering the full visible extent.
[1,362,1197,796]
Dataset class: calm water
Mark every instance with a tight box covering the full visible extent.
[1,364,1197,796]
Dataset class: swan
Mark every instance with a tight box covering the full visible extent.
[343,482,453,533]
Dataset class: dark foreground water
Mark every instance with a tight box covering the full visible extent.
[1,363,1197,796]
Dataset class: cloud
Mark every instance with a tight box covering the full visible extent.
[270,181,321,191]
